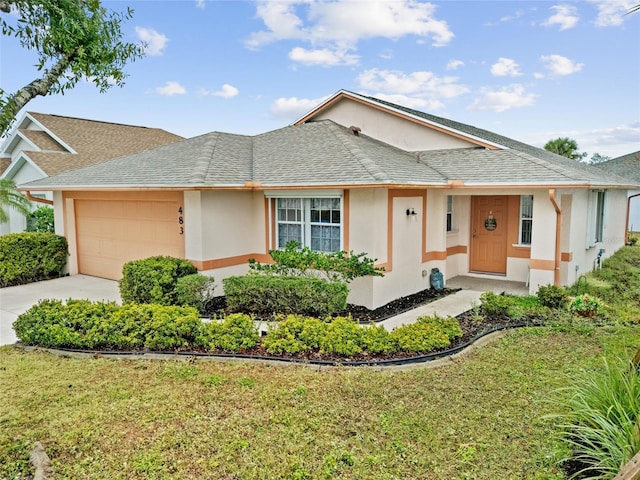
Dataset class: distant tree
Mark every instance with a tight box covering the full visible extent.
[544,137,588,161]
[0,0,144,135]
[588,153,611,164]
[0,178,31,223]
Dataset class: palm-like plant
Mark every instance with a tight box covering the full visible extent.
[0,178,31,223]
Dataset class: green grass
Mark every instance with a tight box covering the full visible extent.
[2,325,639,479]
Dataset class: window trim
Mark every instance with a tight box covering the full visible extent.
[586,189,606,248]
[446,195,454,233]
[517,195,533,246]
[274,196,344,253]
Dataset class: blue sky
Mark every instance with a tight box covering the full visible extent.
[2,0,639,158]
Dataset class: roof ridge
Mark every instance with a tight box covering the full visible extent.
[326,121,390,182]
[28,111,176,133]
[190,133,219,183]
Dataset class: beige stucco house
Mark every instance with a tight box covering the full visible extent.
[0,112,183,233]
[19,90,636,309]
[597,151,640,233]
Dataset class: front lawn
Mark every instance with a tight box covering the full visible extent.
[2,324,638,479]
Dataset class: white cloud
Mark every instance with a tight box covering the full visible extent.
[589,0,636,27]
[135,27,168,56]
[379,49,394,60]
[467,84,536,112]
[539,54,584,77]
[542,5,579,30]
[215,84,239,98]
[196,0,205,8]
[270,95,330,120]
[446,59,464,71]
[154,81,186,96]
[490,58,522,77]
[357,68,469,99]
[246,0,454,54]
[288,47,359,66]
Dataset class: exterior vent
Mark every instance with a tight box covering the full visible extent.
[349,126,361,136]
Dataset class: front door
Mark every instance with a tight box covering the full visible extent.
[470,196,508,274]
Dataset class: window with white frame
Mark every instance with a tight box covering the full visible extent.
[586,190,606,247]
[519,195,533,245]
[446,195,454,232]
[276,197,342,252]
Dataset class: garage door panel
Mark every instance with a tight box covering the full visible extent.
[75,198,184,280]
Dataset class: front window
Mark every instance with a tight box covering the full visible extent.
[519,195,533,245]
[446,196,454,232]
[586,190,606,247]
[276,197,342,252]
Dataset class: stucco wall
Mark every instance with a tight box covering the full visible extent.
[313,100,478,151]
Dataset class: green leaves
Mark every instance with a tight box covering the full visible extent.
[248,241,384,284]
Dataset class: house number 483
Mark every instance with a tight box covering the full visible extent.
[178,207,184,235]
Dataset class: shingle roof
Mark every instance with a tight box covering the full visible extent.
[6,112,183,176]
[596,151,640,182]
[21,120,637,190]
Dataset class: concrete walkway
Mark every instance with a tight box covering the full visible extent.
[0,274,528,346]
[0,275,120,346]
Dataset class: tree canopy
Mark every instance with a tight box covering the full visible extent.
[0,0,144,135]
[0,178,31,223]
[543,137,588,161]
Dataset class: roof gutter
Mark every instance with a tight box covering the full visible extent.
[626,193,640,244]
[548,189,562,286]
[25,191,53,206]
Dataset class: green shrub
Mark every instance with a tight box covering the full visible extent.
[537,284,569,309]
[26,206,55,233]
[119,256,197,305]
[320,317,364,356]
[197,313,259,352]
[569,294,604,318]
[13,299,120,348]
[248,241,384,283]
[175,274,216,313]
[550,356,640,478]
[262,315,318,355]
[479,291,512,317]
[0,232,68,287]
[362,324,397,355]
[389,321,451,354]
[418,314,463,340]
[223,274,349,317]
[13,300,200,350]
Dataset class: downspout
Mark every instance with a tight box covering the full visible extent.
[548,189,562,286]
[626,193,640,244]
[25,191,53,206]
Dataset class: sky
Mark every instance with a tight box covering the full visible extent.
[1,0,639,159]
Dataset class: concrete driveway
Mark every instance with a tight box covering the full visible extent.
[0,275,120,346]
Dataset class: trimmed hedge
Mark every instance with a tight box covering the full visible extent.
[223,274,349,317]
[13,301,464,358]
[0,232,68,287]
[119,256,197,305]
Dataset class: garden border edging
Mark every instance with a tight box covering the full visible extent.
[17,324,526,371]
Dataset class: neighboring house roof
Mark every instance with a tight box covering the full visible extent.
[1,112,184,178]
[596,151,640,182]
[22,119,637,191]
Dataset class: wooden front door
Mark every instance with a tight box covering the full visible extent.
[470,196,508,274]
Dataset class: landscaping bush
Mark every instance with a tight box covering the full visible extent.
[479,291,512,317]
[569,294,604,318]
[197,313,259,352]
[0,232,68,287]
[13,299,201,350]
[13,299,120,348]
[320,316,365,356]
[119,256,197,305]
[175,274,216,314]
[262,315,322,355]
[389,314,462,353]
[26,206,55,233]
[362,324,396,355]
[551,356,640,478]
[223,274,349,317]
[537,284,569,309]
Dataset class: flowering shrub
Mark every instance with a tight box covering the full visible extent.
[569,294,604,317]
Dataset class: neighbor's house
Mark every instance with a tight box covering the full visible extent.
[18,91,636,309]
[597,151,640,233]
[0,112,183,233]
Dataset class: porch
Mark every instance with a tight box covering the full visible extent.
[446,275,529,297]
